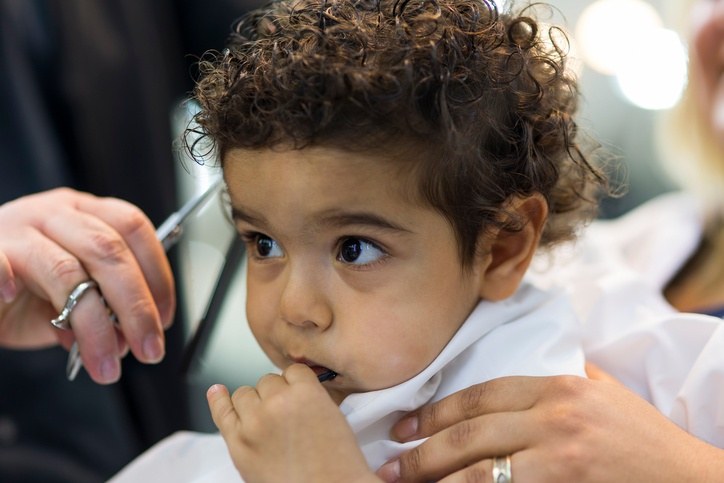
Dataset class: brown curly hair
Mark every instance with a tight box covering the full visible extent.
[190,0,607,266]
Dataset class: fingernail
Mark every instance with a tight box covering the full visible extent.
[100,357,121,384]
[157,300,174,327]
[143,334,165,363]
[377,460,400,483]
[0,280,17,303]
[207,384,224,398]
[394,415,419,441]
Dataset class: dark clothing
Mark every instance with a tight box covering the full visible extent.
[0,1,254,481]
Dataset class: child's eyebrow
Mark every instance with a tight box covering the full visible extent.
[318,211,412,233]
[231,206,266,227]
[231,206,411,233]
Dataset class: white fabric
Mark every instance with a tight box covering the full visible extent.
[530,191,724,447]
[111,282,585,482]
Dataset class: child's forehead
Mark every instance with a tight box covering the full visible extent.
[224,144,421,176]
[223,145,426,210]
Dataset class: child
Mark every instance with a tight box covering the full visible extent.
[112,0,606,481]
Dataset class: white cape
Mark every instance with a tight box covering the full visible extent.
[531,192,724,447]
[111,282,585,482]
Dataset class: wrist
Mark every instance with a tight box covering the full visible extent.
[676,436,724,483]
[698,445,724,483]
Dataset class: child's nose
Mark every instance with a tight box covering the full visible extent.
[278,265,332,330]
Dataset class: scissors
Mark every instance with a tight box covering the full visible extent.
[66,176,337,384]
[66,177,224,381]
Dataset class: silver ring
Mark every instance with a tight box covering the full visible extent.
[50,280,99,330]
[492,455,512,483]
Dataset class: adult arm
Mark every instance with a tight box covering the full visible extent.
[0,188,175,384]
[376,375,724,482]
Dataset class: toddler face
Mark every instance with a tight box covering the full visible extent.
[224,146,485,403]
[691,0,724,144]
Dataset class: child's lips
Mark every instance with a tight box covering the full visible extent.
[293,358,334,377]
[310,365,331,377]
[293,358,337,381]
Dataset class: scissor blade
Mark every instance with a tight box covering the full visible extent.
[156,177,223,248]
[66,177,223,381]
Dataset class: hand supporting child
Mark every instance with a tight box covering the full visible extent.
[377,374,724,482]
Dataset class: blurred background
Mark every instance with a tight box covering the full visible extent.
[531,0,685,217]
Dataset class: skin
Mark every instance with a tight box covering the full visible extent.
[690,0,724,144]
[376,373,724,483]
[379,2,724,481]
[0,188,174,384]
[666,0,724,313]
[206,145,547,482]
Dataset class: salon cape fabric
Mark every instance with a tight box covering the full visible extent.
[111,282,586,482]
[530,191,724,448]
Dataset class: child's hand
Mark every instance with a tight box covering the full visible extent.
[207,363,377,483]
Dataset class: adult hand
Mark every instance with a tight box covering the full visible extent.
[207,363,377,483]
[376,375,724,482]
[0,188,175,384]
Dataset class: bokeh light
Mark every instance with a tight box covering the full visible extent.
[575,0,687,110]
[615,28,687,110]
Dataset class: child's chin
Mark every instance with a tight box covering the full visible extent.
[326,387,349,405]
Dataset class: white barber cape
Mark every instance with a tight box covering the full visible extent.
[531,191,724,447]
[111,282,585,482]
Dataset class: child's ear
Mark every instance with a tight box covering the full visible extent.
[477,193,548,301]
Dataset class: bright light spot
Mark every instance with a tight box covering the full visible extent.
[575,0,688,110]
[576,0,662,75]
[493,0,508,12]
[615,29,688,110]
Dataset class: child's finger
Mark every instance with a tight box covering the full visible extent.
[255,373,287,397]
[284,362,319,383]
[207,384,239,432]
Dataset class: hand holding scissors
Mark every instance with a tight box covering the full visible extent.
[57,179,223,381]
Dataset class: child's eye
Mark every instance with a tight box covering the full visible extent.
[337,237,386,265]
[243,233,284,259]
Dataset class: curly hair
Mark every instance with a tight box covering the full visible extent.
[190,0,607,266]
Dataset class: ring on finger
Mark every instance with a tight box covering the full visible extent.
[50,280,100,330]
[50,279,117,331]
[492,454,512,483]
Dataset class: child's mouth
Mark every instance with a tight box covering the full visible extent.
[296,359,337,382]
[317,369,337,382]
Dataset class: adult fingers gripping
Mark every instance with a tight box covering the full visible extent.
[5,228,122,383]
[42,201,169,366]
[436,459,495,483]
[391,377,543,443]
[76,195,175,327]
[379,411,532,483]
[380,377,582,483]
[0,249,17,303]
[437,453,530,483]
